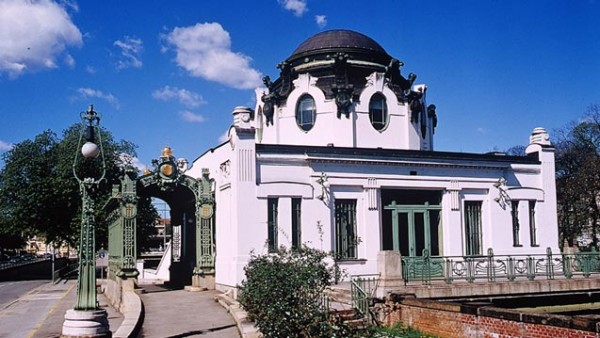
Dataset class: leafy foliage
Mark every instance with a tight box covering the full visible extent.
[504,144,526,156]
[370,323,438,338]
[555,104,600,248]
[135,195,158,253]
[0,123,155,253]
[238,246,359,338]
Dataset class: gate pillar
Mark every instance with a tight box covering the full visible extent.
[104,165,139,310]
[106,165,139,280]
[191,168,216,290]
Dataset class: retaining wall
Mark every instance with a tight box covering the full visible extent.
[384,294,600,338]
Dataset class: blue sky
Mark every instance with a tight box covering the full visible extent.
[0,0,599,169]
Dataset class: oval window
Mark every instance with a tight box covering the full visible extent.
[296,94,316,131]
[369,93,388,131]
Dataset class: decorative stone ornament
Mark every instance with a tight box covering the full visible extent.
[159,161,177,179]
[529,127,552,146]
[232,106,254,129]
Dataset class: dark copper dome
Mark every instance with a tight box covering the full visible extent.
[286,30,391,65]
[260,29,412,119]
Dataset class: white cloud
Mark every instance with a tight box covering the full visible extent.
[65,53,75,68]
[164,22,261,89]
[76,87,120,109]
[86,65,96,74]
[315,15,327,28]
[113,36,143,70]
[0,140,14,152]
[153,86,206,108]
[180,111,206,123]
[118,153,146,172]
[59,0,78,12]
[477,127,486,134]
[278,0,307,17]
[0,0,82,78]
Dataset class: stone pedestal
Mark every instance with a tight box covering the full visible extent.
[62,309,111,338]
[187,274,215,291]
[377,251,405,297]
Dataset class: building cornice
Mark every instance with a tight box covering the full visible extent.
[256,144,540,170]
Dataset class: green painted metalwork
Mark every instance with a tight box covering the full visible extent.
[350,274,380,322]
[105,165,139,279]
[194,168,215,275]
[72,105,106,311]
[401,247,600,285]
[384,201,441,256]
[75,179,100,310]
[106,151,215,281]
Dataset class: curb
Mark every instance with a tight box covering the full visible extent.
[214,293,262,338]
[113,290,145,338]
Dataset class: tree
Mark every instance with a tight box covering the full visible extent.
[0,123,155,252]
[134,195,158,254]
[555,104,600,249]
[505,145,526,156]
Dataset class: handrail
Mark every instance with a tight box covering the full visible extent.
[350,274,380,321]
[401,248,600,285]
[0,257,49,271]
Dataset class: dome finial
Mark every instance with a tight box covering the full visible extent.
[161,145,173,158]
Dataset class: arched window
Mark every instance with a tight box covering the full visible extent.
[296,94,316,131]
[369,93,388,131]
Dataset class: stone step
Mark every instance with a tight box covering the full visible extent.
[345,318,369,330]
[331,308,358,320]
[330,308,370,331]
[325,286,353,305]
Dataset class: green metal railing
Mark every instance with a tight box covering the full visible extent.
[350,274,380,321]
[402,248,600,285]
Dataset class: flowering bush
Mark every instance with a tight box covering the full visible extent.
[238,246,358,338]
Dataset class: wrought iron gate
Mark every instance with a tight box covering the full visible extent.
[104,152,215,282]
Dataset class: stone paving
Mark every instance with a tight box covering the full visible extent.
[7,279,123,338]
[139,284,241,338]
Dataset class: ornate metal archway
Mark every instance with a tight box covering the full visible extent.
[105,148,215,288]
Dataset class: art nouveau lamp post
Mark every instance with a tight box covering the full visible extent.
[62,105,110,338]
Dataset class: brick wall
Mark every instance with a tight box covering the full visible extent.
[383,295,598,338]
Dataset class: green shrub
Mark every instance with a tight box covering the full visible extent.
[370,323,438,338]
[238,246,358,338]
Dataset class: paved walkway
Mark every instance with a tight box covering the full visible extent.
[139,284,240,338]
[0,279,123,338]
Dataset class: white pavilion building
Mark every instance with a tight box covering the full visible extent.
[185,30,559,292]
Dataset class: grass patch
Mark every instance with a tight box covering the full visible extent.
[370,323,438,338]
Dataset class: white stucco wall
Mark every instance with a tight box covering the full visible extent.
[189,119,558,290]
[186,73,559,291]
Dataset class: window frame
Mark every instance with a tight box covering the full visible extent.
[267,198,278,253]
[295,94,316,132]
[368,92,388,131]
[529,200,538,246]
[291,198,302,249]
[511,200,521,247]
[464,201,483,256]
[334,199,358,259]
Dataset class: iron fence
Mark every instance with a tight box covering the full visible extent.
[402,248,600,285]
[350,274,380,321]
[0,256,48,271]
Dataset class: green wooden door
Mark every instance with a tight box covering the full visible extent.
[386,202,440,257]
